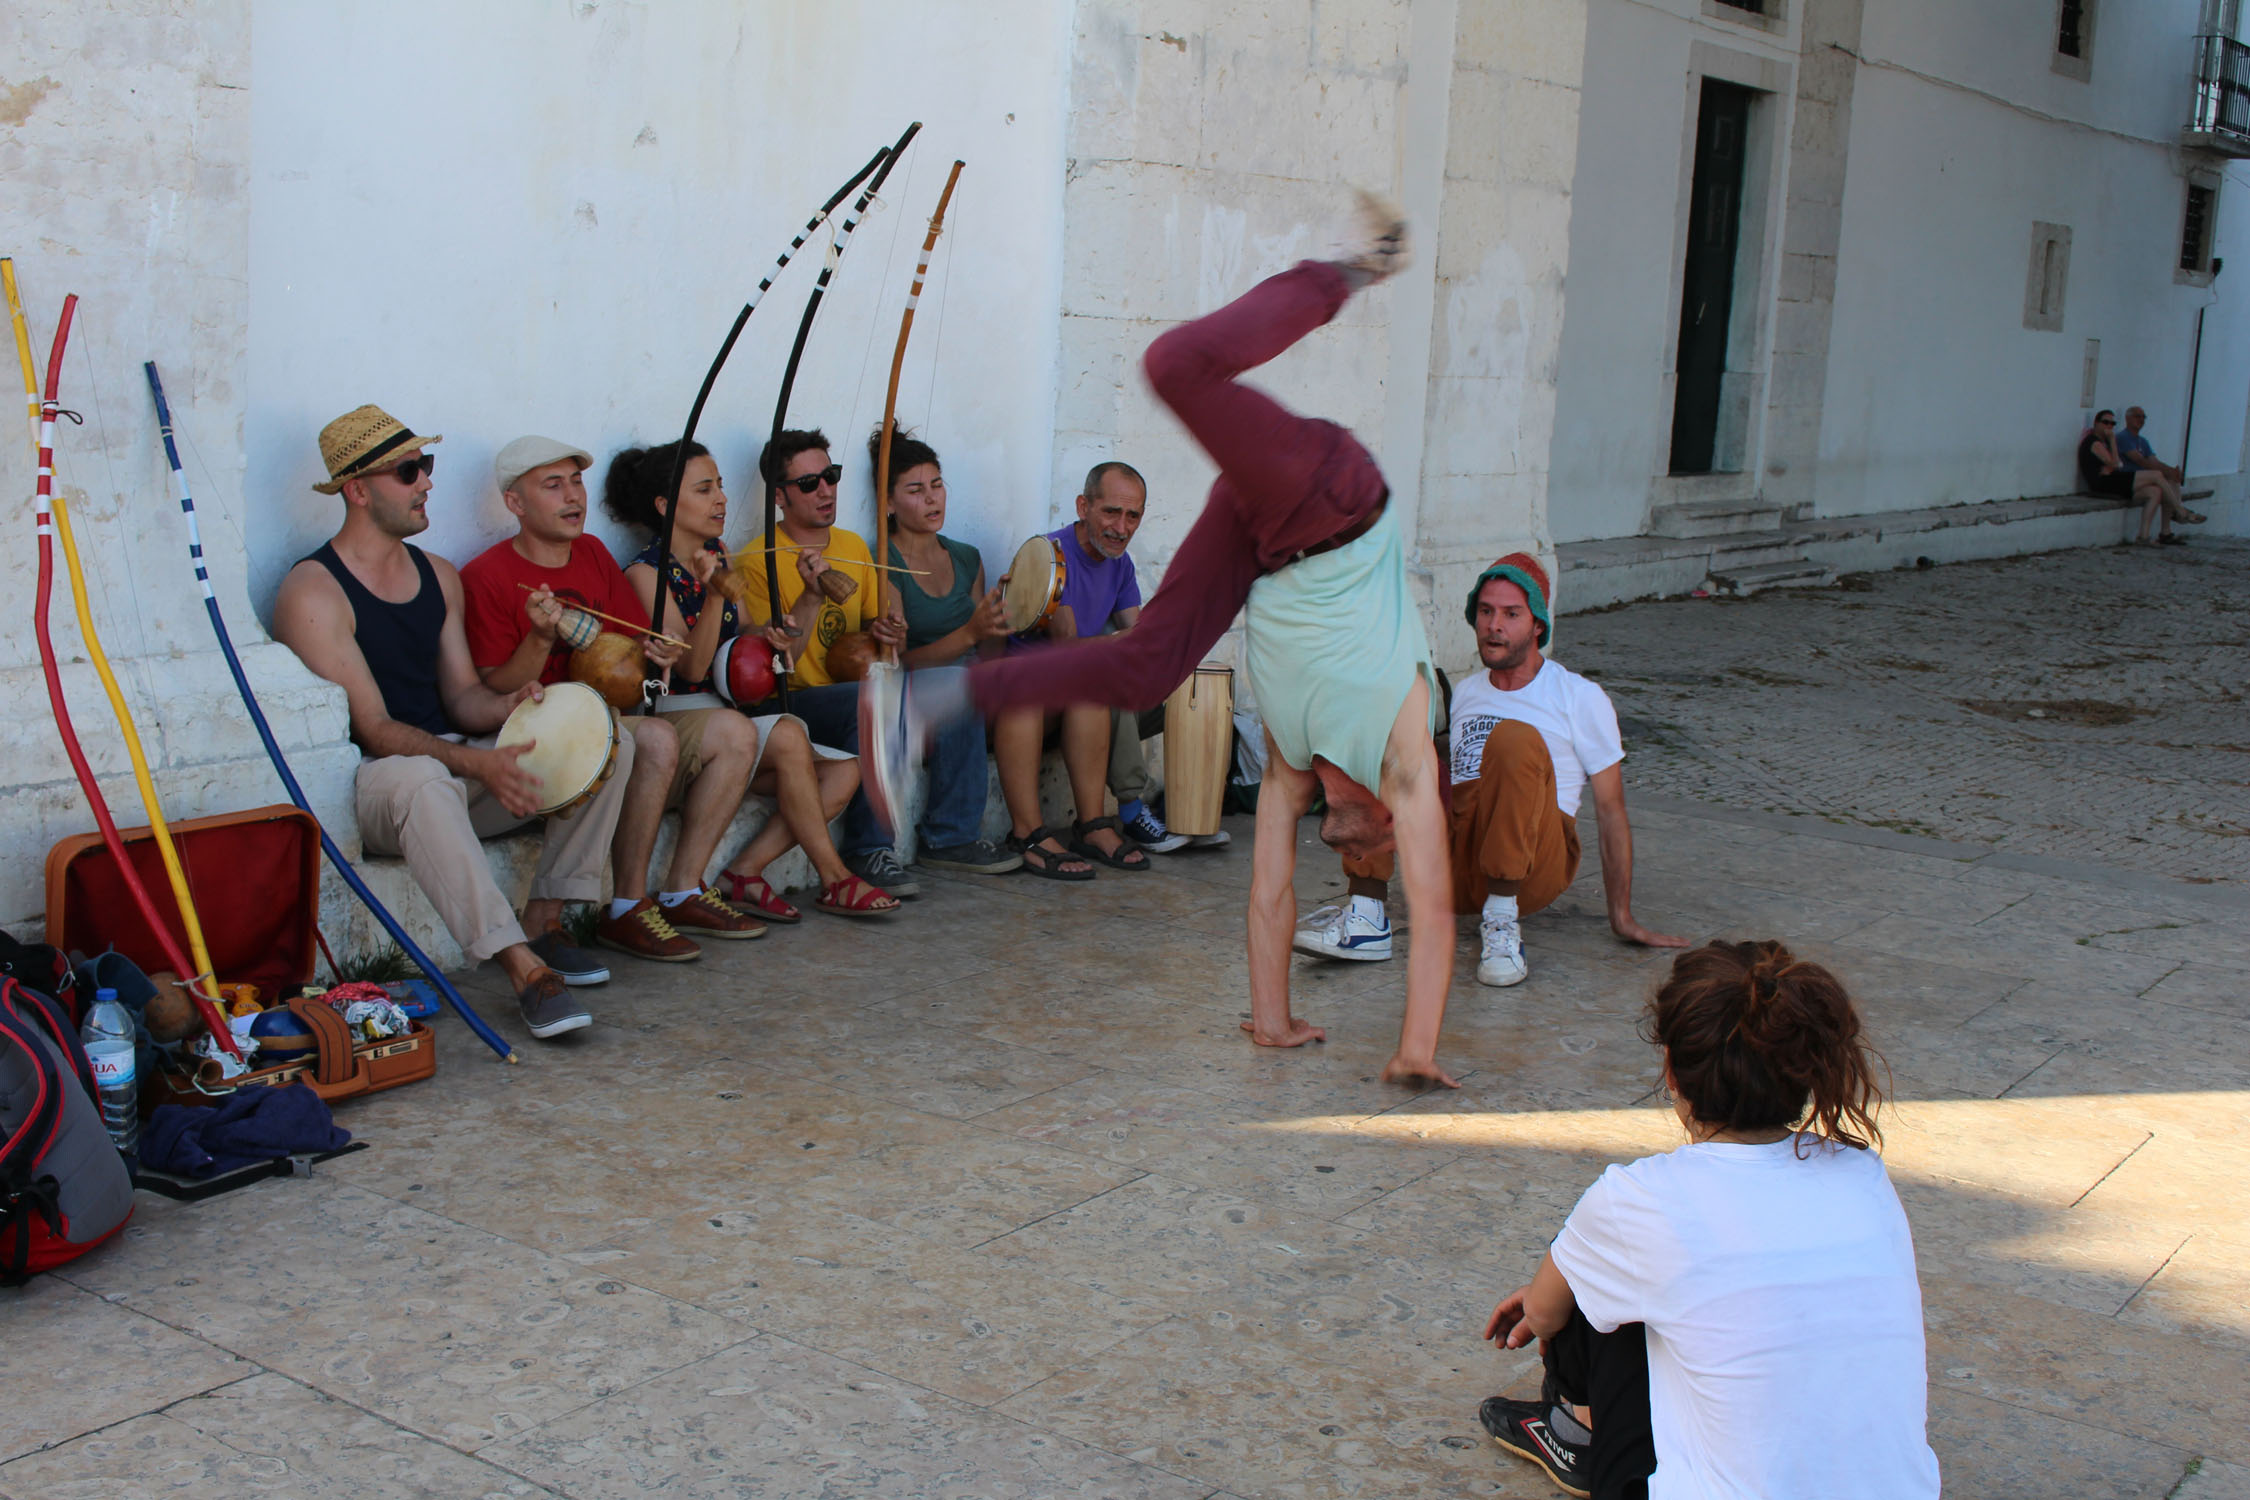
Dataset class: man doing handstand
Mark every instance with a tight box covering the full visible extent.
[868,200,1460,1088]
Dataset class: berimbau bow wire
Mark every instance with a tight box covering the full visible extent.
[144,361,517,1064]
[872,159,965,663]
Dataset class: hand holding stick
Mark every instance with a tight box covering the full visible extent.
[515,583,690,649]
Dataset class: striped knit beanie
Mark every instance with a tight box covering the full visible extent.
[1463,551,1552,647]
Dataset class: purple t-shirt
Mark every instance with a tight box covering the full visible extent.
[1008,523,1141,653]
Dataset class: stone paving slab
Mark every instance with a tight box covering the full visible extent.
[6,761,2246,1496]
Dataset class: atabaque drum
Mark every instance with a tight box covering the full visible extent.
[569,631,651,712]
[1000,535,1066,636]
[825,629,878,684]
[712,632,780,708]
[1161,662,1234,837]
[495,681,622,819]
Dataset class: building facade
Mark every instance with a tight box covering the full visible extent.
[0,0,2239,942]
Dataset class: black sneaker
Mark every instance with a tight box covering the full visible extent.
[517,971,592,1040]
[846,847,921,898]
[528,928,610,987]
[917,839,1024,875]
[1479,1396,1590,1498]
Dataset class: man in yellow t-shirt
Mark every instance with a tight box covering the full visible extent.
[735,428,913,891]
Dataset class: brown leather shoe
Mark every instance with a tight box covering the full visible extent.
[664,888,766,941]
[595,898,702,963]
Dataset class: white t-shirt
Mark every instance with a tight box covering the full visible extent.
[1551,1138,1941,1500]
[1449,657,1622,814]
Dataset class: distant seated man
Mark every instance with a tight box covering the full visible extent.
[993,462,1154,878]
[735,428,916,895]
[2115,405,2206,546]
[1295,553,1684,985]
[272,407,627,1040]
[461,435,765,962]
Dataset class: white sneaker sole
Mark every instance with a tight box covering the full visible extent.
[1477,958,1530,987]
[1293,933,1394,963]
[524,1009,593,1039]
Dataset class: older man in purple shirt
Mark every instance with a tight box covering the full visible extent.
[992,463,1160,877]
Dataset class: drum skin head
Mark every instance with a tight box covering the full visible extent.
[497,682,617,815]
[1002,536,1065,635]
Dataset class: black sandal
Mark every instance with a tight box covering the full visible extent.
[1070,815,1151,872]
[1010,826,1095,881]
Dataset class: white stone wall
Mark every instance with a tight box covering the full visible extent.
[0,0,360,939]
[1548,0,2250,544]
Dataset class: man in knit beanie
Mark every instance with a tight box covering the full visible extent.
[1296,551,1684,986]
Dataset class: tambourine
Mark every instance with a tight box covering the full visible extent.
[1001,535,1066,636]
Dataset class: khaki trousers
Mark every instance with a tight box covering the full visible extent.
[354,727,636,963]
[1341,720,1580,917]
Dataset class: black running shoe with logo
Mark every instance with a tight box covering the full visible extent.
[1479,1395,1590,1498]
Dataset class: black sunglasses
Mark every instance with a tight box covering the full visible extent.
[781,464,843,496]
[387,453,436,483]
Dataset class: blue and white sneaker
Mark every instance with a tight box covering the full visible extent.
[1119,800,1189,853]
[1291,898,1393,962]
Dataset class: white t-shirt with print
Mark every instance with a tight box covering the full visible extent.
[1448,657,1622,814]
[1551,1138,1941,1500]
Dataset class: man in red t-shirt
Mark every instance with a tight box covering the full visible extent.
[461,436,762,961]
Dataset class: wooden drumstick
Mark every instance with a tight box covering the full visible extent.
[726,544,928,577]
[516,584,690,649]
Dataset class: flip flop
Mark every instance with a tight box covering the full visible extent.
[1071,815,1151,872]
[718,870,800,923]
[1010,826,1095,881]
[815,874,901,918]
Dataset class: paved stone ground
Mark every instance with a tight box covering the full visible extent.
[1560,538,2250,885]
[5,777,2246,1498]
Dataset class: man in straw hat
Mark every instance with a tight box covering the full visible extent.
[273,405,637,1042]
[866,195,1463,1089]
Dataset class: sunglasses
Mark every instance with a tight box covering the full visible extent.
[376,453,436,484]
[781,464,843,496]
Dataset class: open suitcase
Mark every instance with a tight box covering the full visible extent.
[43,804,435,1109]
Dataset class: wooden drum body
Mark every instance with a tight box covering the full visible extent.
[1162,663,1234,837]
[496,681,621,819]
[1001,536,1066,636]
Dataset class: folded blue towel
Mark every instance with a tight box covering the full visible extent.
[142,1082,352,1177]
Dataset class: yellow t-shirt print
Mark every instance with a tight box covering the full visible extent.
[735,528,878,690]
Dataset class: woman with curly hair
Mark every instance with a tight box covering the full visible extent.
[1479,940,1938,1499]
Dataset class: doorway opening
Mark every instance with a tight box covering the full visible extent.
[1670,78,1755,475]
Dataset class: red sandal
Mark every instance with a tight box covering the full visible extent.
[815,874,901,918]
[718,870,800,924]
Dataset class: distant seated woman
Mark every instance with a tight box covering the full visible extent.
[1480,939,1939,1500]
[870,422,1020,876]
[607,440,898,919]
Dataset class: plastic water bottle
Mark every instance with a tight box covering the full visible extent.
[79,987,139,1158]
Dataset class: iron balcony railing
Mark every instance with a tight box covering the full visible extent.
[2188,32,2250,154]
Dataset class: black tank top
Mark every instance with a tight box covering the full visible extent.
[308,542,451,735]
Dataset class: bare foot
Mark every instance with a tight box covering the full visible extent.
[1241,1018,1328,1048]
[1380,1050,1461,1089]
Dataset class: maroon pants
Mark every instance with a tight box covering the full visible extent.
[970,261,1388,716]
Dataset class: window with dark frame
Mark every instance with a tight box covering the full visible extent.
[2058,0,2087,57]
[2182,183,2216,272]
[1715,0,1767,11]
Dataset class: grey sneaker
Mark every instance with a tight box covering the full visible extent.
[517,971,591,1039]
[1183,830,1232,850]
[917,839,1024,875]
[528,928,610,987]
[846,847,922,898]
[1119,803,1189,854]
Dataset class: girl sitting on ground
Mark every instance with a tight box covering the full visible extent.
[606,440,899,920]
[1480,939,1939,1499]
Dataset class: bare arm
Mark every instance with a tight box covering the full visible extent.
[1244,735,1324,1048]
[1586,764,1687,948]
[479,584,560,693]
[1110,603,1140,633]
[429,560,538,737]
[1483,1250,1578,1349]
[1379,675,1459,1089]
[270,560,544,816]
[626,560,726,687]
[902,567,1007,669]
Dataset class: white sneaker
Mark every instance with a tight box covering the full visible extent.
[1184,830,1231,849]
[1293,900,1393,962]
[1477,911,1529,987]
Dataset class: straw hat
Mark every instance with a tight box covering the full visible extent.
[313,404,442,494]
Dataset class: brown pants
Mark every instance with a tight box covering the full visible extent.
[1342,721,1580,916]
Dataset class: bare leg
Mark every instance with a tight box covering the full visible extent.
[1244,731,1325,1047]
[494,942,547,991]
[997,706,1089,872]
[726,719,853,888]
[1060,704,1131,859]
[666,712,757,892]
[612,716,678,904]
